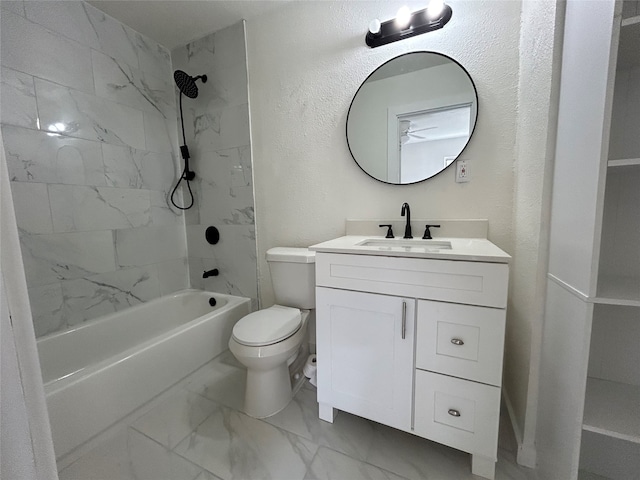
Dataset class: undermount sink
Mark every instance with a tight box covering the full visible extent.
[357,238,452,251]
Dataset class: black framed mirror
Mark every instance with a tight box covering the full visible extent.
[346,51,478,185]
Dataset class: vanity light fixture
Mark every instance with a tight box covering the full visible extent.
[365,1,452,48]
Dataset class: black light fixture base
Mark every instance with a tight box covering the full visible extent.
[366,5,452,48]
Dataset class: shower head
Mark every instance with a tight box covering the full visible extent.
[174,70,207,99]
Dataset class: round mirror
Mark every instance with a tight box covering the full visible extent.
[346,51,478,185]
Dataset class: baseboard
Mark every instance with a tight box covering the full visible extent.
[502,389,537,468]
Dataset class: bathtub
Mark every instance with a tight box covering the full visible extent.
[36,289,251,459]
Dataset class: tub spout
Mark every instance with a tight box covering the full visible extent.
[203,268,219,278]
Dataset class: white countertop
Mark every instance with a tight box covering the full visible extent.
[309,236,511,263]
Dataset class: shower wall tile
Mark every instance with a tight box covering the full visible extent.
[149,191,184,226]
[102,144,176,191]
[28,283,65,338]
[144,111,178,154]
[171,21,247,75]
[0,11,94,94]
[134,34,172,83]
[49,185,151,233]
[24,0,139,70]
[115,225,188,267]
[172,22,256,299]
[1,1,25,16]
[92,50,175,119]
[192,103,251,152]
[61,265,161,326]
[2,1,186,336]
[0,67,38,129]
[10,182,53,234]
[156,258,190,296]
[19,230,117,288]
[35,78,146,149]
[199,183,254,226]
[192,224,258,301]
[2,126,106,186]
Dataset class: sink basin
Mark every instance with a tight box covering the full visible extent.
[356,238,452,252]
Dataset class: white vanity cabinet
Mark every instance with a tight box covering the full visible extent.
[313,248,509,480]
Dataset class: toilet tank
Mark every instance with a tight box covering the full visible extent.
[266,247,316,309]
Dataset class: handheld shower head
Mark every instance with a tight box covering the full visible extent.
[173,70,207,99]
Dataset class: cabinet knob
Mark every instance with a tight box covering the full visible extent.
[448,409,461,417]
[450,338,464,346]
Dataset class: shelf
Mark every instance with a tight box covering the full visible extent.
[618,16,640,69]
[595,275,640,306]
[621,15,640,28]
[608,157,640,168]
[582,377,640,443]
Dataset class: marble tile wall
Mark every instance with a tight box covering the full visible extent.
[171,22,258,309]
[0,1,189,336]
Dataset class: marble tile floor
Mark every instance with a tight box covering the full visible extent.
[59,351,543,480]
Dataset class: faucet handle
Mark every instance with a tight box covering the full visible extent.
[379,224,394,238]
[422,224,441,240]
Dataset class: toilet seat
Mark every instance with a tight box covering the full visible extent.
[232,305,301,347]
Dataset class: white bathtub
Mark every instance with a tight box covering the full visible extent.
[36,289,251,459]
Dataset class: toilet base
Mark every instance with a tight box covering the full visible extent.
[244,363,292,418]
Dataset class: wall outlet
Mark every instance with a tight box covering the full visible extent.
[455,159,470,183]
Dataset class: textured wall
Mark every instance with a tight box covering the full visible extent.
[0,1,188,336]
[171,22,258,309]
[245,0,520,304]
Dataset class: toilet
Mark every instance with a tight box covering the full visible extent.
[229,247,315,418]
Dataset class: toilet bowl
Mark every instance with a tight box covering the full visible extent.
[228,247,315,418]
[229,306,309,418]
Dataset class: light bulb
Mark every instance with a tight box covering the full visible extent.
[368,18,381,35]
[395,6,411,29]
[427,0,444,19]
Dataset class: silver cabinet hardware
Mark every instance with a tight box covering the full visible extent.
[450,338,464,346]
[402,301,407,339]
[448,409,461,417]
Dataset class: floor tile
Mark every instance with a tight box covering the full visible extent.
[131,389,219,449]
[58,428,201,480]
[174,403,318,480]
[184,357,247,410]
[304,446,408,480]
[366,422,473,480]
[264,383,375,461]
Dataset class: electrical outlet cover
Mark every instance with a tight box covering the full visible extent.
[455,159,470,183]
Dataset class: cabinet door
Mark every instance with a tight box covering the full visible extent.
[316,287,415,431]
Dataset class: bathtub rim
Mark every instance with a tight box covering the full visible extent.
[39,289,250,393]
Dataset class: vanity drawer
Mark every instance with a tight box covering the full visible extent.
[414,370,500,459]
[416,300,506,386]
[315,253,509,308]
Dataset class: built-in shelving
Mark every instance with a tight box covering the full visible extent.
[583,377,640,444]
[595,275,640,306]
[608,157,640,168]
[618,16,640,68]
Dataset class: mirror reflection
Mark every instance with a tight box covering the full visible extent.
[347,52,478,184]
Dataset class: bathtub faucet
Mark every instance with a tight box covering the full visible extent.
[203,268,219,278]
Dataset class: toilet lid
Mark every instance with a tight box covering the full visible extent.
[232,305,302,347]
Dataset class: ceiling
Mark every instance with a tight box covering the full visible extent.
[87,0,292,50]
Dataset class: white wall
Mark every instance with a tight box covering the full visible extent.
[245,0,559,454]
[246,0,521,301]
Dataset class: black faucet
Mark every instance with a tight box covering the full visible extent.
[203,268,219,278]
[401,203,412,239]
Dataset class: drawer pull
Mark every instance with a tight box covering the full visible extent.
[448,409,461,417]
[450,338,464,346]
[402,301,407,340]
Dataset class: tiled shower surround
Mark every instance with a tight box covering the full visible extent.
[0,1,257,335]
[172,23,258,309]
